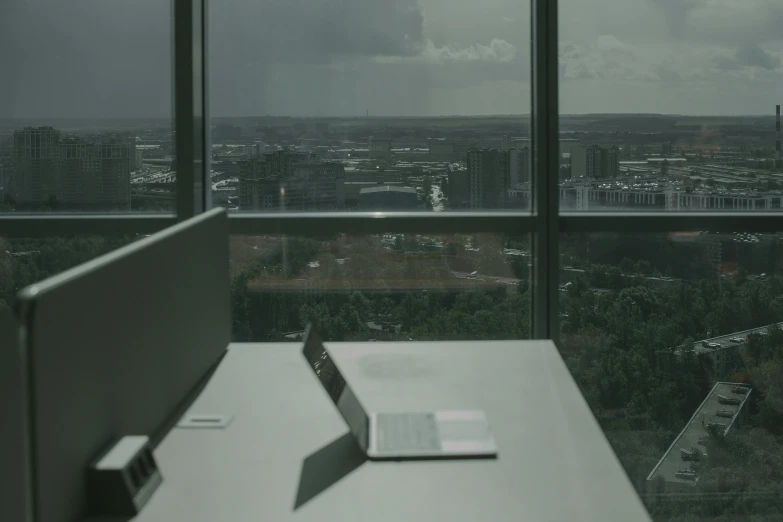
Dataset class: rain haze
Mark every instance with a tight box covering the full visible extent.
[1,0,782,117]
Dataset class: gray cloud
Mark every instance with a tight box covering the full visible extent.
[2,0,172,119]
[737,45,781,70]
[712,45,780,71]
[651,0,783,45]
[373,38,517,64]
[210,0,426,66]
[650,0,696,39]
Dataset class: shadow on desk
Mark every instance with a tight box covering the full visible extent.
[294,432,367,509]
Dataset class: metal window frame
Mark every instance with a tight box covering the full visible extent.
[2,0,783,341]
[532,0,560,342]
[174,0,211,219]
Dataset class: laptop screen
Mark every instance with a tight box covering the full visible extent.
[302,325,347,403]
[302,325,369,450]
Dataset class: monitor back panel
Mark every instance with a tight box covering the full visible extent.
[17,208,230,522]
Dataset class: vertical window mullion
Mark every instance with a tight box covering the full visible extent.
[531,0,560,341]
[174,0,211,219]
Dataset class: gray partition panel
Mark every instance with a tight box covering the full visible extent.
[0,309,30,522]
[16,207,230,522]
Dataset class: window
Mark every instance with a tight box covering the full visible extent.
[208,0,531,213]
[1,0,175,214]
[230,233,530,342]
[2,1,782,520]
[559,0,783,516]
[561,231,783,518]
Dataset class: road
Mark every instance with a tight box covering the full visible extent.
[452,271,521,286]
[693,322,783,354]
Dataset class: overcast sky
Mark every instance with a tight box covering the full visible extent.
[1,0,782,118]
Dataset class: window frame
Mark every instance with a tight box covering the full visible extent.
[2,0,782,343]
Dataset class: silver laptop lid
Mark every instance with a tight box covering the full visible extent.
[302,324,369,450]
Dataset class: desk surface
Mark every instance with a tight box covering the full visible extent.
[111,341,650,522]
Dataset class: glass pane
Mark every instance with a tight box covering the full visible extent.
[1,1,174,214]
[209,1,531,212]
[230,233,530,341]
[1,235,143,311]
[560,232,783,519]
[559,0,782,212]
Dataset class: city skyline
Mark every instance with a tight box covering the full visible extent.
[2,0,782,118]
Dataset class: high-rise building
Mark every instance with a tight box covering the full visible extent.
[238,157,271,210]
[56,135,132,211]
[369,137,392,163]
[238,151,341,211]
[571,145,619,179]
[13,126,61,208]
[13,127,132,210]
[466,149,510,209]
[429,139,455,162]
[0,163,7,194]
[509,147,530,187]
[447,164,470,208]
[606,146,620,178]
[776,105,781,169]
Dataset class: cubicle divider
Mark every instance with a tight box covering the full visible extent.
[0,309,29,522]
[16,208,230,522]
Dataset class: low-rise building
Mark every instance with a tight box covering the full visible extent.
[359,185,419,210]
[646,382,752,497]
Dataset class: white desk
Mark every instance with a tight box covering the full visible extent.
[114,341,651,522]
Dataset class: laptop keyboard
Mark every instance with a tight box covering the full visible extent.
[376,413,442,453]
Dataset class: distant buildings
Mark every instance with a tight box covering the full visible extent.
[447,164,470,208]
[0,163,6,195]
[466,149,511,209]
[359,185,419,210]
[58,136,133,210]
[12,126,61,208]
[238,150,345,211]
[428,138,503,163]
[445,148,529,209]
[369,137,392,163]
[571,145,620,179]
[509,147,531,186]
[12,126,132,211]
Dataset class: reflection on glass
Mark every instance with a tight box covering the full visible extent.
[229,233,531,342]
[560,232,783,519]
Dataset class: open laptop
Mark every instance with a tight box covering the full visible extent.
[301,324,498,459]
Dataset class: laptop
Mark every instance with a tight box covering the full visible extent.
[301,324,498,460]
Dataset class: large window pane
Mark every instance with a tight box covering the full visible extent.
[1,1,175,213]
[209,1,531,212]
[560,231,783,520]
[230,233,530,341]
[559,0,783,212]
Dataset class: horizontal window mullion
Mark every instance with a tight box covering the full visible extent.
[228,212,534,235]
[560,212,783,233]
[6,211,782,237]
[0,215,176,237]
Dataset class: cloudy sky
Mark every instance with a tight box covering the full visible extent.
[1,0,782,117]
